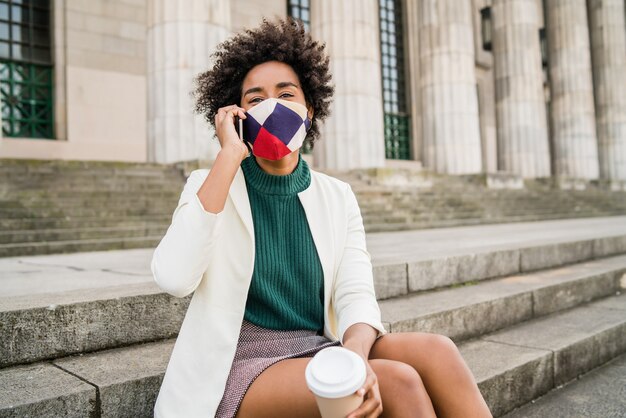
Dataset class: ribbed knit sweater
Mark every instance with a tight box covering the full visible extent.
[240,154,324,332]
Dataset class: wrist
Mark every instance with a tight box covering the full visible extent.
[218,145,247,163]
[342,343,369,362]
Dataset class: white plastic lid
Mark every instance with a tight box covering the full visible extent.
[305,347,367,399]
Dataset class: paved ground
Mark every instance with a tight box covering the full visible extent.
[366,215,626,264]
[2,215,626,299]
[503,353,626,418]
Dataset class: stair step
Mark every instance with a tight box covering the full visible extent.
[2,182,183,195]
[460,293,626,416]
[379,254,626,341]
[502,352,626,418]
[0,203,177,217]
[1,167,182,177]
[0,206,173,219]
[0,281,187,368]
[0,362,97,416]
[0,340,172,418]
[0,224,169,245]
[0,194,180,208]
[0,215,172,230]
[0,235,164,257]
[372,230,626,299]
[3,175,183,185]
[6,189,180,200]
[0,157,175,171]
[1,294,623,417]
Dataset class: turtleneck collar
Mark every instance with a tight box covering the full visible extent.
[241,153,311,196]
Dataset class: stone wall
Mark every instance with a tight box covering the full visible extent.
[1,0,148,162]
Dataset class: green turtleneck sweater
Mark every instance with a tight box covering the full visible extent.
[240,154,324,332]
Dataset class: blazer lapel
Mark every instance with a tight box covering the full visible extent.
[298,176,335,304]
[228,167,254,241]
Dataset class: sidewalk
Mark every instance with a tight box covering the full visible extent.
[3,215,626,300]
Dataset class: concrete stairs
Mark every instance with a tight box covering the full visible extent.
[339,170,626,233]
[502,352,626,417]
[0,159,183,258]
[2,158,626,257]
[1,217,625,416]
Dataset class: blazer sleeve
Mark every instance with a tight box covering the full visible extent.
[333,183,388,344]
[150,169,223,298]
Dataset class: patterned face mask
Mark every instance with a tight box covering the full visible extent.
[241,98,312,161]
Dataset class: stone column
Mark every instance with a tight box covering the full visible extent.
[492,0,551,177]
[546,0,599,179]
[419,0,483,174]
[310,0,386,170]
[405,0,422,164]
[587,0,626,181]
[147,0,230,164]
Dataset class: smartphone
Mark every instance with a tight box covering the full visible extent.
[234,116,244,141]
[235,116,252,154]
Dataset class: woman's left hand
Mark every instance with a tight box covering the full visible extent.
[346,361,382,418]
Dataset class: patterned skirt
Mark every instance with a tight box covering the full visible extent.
[215,319,342,418]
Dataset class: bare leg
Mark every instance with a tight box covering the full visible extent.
[235,358,319,418]
[370,332,493,418]
[236,357,438,418]
[372,358,437,418]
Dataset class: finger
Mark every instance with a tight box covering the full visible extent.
[218,107,237,117]
[357,374,376,397]
[363,386,383,417]
[348,388,381,418]
[366,400,383,418]
[218,104,239,113]
[218,108,239,126]
[227,107,246,117]
[366,407,383,418]
[346,398,378,418]
[216,107,236,124]
[218,104,245,116]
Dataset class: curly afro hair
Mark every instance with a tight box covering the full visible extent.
[192,17,334,149]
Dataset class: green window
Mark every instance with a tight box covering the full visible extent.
[0,0,54,139]
[287,0,310,31]
[379,0,410,160]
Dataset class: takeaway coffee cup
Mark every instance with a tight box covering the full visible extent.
[305,347,366,418]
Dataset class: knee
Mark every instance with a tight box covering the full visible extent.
[428,334,463,362]
[427,334,474,383]
[382,361,426,395]
[375,361,437,416]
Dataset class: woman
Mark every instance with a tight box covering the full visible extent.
[151,17,492,418]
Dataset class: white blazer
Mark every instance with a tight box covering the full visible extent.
[151,162,387,418]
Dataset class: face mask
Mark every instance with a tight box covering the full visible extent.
[241,97,312,160]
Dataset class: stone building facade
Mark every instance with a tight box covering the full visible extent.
[0,0,624,181]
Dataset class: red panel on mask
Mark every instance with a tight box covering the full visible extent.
[252,127,292,160]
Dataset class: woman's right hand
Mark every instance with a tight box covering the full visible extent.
[214,104,249,163]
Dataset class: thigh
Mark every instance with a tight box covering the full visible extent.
[235,357,321,418]
[237,357,434,418]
